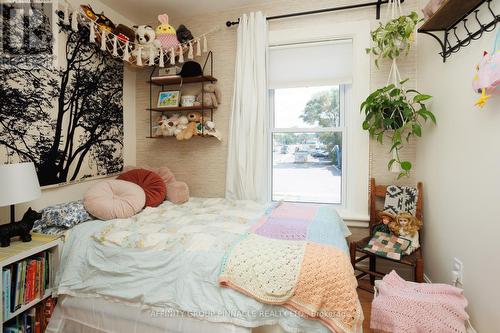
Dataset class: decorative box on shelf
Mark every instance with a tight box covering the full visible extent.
[0,233,62,331]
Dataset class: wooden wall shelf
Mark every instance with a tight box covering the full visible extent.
[148,106,215,112]
[149,75,217,86]
[418,0,500,62]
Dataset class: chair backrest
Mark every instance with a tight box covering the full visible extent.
[369,178,423,235]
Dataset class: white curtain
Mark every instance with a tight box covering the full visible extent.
[225,12,269,202]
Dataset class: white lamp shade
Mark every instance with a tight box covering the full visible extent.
[0,162,41,207]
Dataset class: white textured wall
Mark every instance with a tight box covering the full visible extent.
[0,0,137,222]
[136,0,421,199]
[416,1,500,330]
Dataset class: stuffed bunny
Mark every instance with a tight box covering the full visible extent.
[155,14,179,49]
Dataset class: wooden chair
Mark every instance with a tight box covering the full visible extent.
[349,178,424,292]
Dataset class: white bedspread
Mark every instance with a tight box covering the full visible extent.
[56,198,349,333]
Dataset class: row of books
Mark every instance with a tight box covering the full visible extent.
[2,251,54,320]
[3,297,56,333]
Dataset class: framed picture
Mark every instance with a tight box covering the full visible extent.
[157,91,180,108]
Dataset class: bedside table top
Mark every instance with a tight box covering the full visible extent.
[0,233,61,266]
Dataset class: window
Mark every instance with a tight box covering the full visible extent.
[270,85,348,204]
[268,40,352,205]
[268,21,371,221]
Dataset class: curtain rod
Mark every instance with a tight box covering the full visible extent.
[225,0,405,27]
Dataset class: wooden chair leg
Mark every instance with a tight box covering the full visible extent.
[369,255,376,285]
[415,257,424,282]
[349,242,356,268]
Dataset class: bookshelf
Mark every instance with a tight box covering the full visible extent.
[0,234,62,331]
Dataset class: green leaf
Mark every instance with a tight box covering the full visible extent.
[388,158,396,170]
[412,124,422,137]
[362,120,370,130]
[400,161,412,171]
[413,94,432,103]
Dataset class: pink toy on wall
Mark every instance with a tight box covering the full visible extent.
[472,28,500,108]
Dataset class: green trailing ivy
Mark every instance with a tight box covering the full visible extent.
[360,79,436,179]
[366,11,422,68]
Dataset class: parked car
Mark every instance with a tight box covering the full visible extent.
[311,149,328,158]
[294,150,309,163]
[280,145,289,154]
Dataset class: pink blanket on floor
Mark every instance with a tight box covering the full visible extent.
[371,271,469,333]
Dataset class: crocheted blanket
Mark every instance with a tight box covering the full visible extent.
[371,271,469,333]
[250,202,351,252]
[219,233,363,333]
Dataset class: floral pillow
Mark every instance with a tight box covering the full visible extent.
[33,200,92,231]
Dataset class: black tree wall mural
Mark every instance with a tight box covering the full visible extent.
[0,3,124,186]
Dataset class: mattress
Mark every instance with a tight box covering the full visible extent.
[53,198,352,333]
[46,295,250,333]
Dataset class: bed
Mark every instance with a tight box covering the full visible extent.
[46,198,360,333]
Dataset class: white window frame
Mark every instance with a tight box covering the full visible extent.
[269,84,347,205]
[268,21,371,224]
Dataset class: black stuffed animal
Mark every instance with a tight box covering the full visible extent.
[176,24,193,44]
[0,208,42,247]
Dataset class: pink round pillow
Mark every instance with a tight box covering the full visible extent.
[84,180,146,220]
[167,181,190,204]
[117,169,166,207]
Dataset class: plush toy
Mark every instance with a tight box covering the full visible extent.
[203,120,222,140]
[389,212,422,254]
[372,211,395,235]
[157,114,179,136]
[113,24,135,43]
[0,208,42,247]
[96,12,115,32]
[194,83,222,108]
[176,24,194,44]
[176,112,201,140]
[155,14,179,49]
[132,25,160,59]
[175,115,188,136]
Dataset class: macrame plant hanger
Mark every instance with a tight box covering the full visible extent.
[385,0,405,173]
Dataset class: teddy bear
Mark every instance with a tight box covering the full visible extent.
[176,112,201,140]
[132,25,161,59]
[175,115,188,136]
[194,83,221,108]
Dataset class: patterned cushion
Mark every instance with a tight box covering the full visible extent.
[32,200,91,234]
[84,180,146,220]
[117,169,167,207]
[383,185,418,216]
[364,232,412,261]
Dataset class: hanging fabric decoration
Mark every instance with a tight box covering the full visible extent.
[100,30,107,51]
[169,47,175,65]
[63,4,70,25]
[203,36,208,53]
[187,42,193,59]
[178,44,184,63]
[136,47,143,66]
[112,35,118,57]
[71,10,79,31]
[123,41,130,62]
[159,48,165,67]
[149,47,155,66]
[89,21,96,43]
[196,39,201,57]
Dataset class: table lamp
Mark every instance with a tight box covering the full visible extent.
[0,162,41,223]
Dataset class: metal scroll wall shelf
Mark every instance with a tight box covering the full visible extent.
[146,51,216,138]
[225,0,405,26]
[418,0,500,62]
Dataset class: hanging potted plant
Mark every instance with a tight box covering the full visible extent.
[360,79,436,179]
[366,11,422,67]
